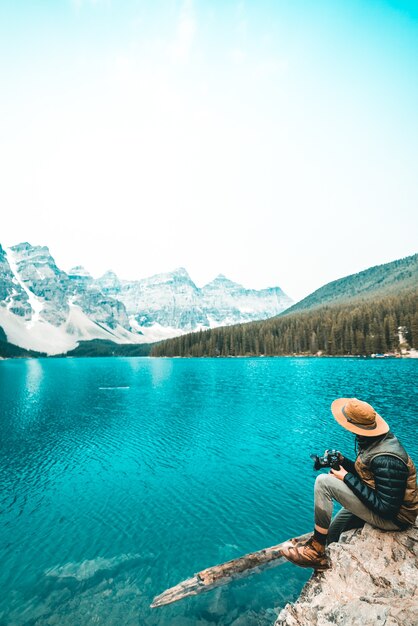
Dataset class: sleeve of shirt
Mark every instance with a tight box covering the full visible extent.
[343,455,409,520]
[340,456,357,475]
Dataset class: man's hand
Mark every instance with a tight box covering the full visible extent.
[324,450,344,462]
[330,466,348,481]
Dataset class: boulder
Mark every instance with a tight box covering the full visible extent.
[276,522,418,626]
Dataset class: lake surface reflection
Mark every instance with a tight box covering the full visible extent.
[1,357,417,625]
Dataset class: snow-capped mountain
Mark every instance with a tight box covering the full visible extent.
[201,274,291,325]
[103,268,209,334]
[0,243,140,355]
[96,267,293,342]
[0,242,293,355]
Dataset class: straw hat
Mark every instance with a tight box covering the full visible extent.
[331,398,389,436]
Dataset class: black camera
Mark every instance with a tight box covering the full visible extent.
[311,449,341,471]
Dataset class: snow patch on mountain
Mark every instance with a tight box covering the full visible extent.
[64,305,143,347]
[131,322,185,344]
[0,305,146,356]
[0,307,75,354]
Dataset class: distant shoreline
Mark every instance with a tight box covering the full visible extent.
[1,353,417,361]
[147,353,415,359]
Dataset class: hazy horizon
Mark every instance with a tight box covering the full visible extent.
[1,1,417,300]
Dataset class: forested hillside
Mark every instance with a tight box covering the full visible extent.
[62,340,152,357]
[151,290,417,357]
[284,253,417,314]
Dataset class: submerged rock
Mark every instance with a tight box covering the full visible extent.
[276,522,418,626]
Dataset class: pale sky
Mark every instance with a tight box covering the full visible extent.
[1,0,417,301]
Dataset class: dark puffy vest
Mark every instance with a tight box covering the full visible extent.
[354,432,418,526]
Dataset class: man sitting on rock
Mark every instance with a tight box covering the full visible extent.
[282,398,418,571]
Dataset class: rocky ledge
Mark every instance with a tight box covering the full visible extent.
[276,522,418,626]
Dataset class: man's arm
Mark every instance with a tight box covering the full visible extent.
[343,455,409,520]
[339,455,357,475]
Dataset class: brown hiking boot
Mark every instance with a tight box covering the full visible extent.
[282,536,329,571]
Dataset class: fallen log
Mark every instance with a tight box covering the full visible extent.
[150,531,311,608]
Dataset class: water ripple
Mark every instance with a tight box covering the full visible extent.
[0,357,417,625]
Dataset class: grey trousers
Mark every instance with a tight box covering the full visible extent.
[314,473,400,544]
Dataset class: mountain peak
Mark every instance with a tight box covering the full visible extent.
[11,242,50,254]
[204,274,242,289]
[68,265,92,278]
[172,267,190,278]
[11,241,32,249]
[95,270,121,291]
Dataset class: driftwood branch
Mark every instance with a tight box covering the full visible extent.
[150,531,310,608]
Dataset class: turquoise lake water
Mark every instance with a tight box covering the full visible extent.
[1,357,417,625]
